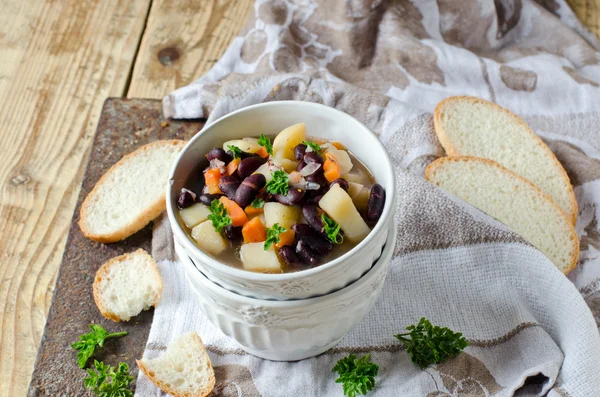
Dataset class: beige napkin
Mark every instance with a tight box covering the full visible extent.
[137,1,600,396]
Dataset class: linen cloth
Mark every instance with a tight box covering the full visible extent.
[136,1,600,396]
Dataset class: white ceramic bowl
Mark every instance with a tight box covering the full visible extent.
[167,101,396,300]
[176,224,396,361]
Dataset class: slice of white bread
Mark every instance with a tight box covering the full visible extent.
[434,96,577,224]
[137,332,215,397]
[425,156,579,273]
[79,140,186,242]
[93,249,163,322]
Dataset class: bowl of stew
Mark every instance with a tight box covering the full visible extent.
[166,101,396,300]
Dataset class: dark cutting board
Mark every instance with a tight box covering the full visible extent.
[28,98,203,396]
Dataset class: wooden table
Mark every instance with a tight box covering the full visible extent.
[0,0,597,395]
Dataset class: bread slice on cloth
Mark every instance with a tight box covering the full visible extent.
[433,96,577,224]
[79,140,186,243]
[93,249,163,322]
[137,332,215,397]
[425,156,579,273]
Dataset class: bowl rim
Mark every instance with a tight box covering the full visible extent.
[167,100,396,283]
[178,223,397,308]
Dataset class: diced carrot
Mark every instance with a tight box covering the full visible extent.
[226,158,241,176]
[220,196,249,227]
[204,168,222,194]
[245,205,264,216]
[256,146,269,158]
[332,141,345,150]
[242,216,267,243]
[275,230,295,248]
[323,152,341,182]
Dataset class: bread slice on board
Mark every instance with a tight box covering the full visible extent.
[79,140,186,243]
[425,156,579,273]
[433,96,577,224]
[93,249,163,322]
[137,332,215,397]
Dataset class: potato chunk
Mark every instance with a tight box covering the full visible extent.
[180,203,211,228]
[222,139,261,154]
[264,202,301,229]
[347,182,370,211]
[319,184,370,242]
[271,157,298,172]
[191,221,228,255]
[273,123,306,160]
[240,243,282,273]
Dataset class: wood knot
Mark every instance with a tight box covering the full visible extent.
[11,174,30,186]
[158,47,180,66]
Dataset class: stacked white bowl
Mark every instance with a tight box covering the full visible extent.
[167,101,397,361]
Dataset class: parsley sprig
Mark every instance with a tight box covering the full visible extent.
[322,213,343,244]
[265,170,289,196]
[264,223,286,250]
[332,354,379,397]
[303,140,322,154]
[251,197,265,208]
[207,199,232,233]
[394,317,469,369]
[83,360,133,397]
[258,134,273,156]
[227,145,243,159]
[71,325,128,369]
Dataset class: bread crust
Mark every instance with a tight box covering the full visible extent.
[93,249,163,322]
[425,156,580,274]
[136,333,216,397]
[79,140,187,243]
[433,96,578,225]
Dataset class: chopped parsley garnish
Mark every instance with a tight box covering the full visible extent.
[207,199,232,232]
[264,223,286,250]
[251,197,265,208]
[258,134,273,156]
[303,140,322,154]
[332,353,379,397]
[394,317,469,369]
[265,170,289,196]
[227,145,243,159]
[83,360,133,397]
[71,324,128,369]
[322,213,343,244]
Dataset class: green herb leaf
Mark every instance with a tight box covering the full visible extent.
[83,360,133,397]
[332,353,379,397]
[207,199,232,233]
[394,317,469,369]
[258,134,273,156]
[227,145,243,159]
[71,325,128,369]
[303,140,322,154]
[322,213,343,244]
[251,197,265,208]
[265,170,289,196]
[264,223,286,250]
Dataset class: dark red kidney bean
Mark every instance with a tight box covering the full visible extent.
[219,175,241,199]
[206,148,232,164]
[302,205,326,235]
[367,183,386,224]
[177,189,196,209]
[295,240,321,267]
[294,144,307,161]
[237,156,267,179]
[223,225,242,240]
[303,152,323,164]
[330,178,349,192]
[292,224,332,256]
[199,193,222,206]
[296,160,306,171]
[273,188,305,206]
[278,245,304,266]
[233,174,266,207]
[226,149,252,159]
[304,192,323,205]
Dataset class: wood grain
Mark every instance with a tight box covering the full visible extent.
[126,0,253,99]
[0,1,151,396]
[567,0,600,38]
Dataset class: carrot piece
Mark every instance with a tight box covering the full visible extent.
[242,216,267,243]
[256,146,269,158]
[204,168,222,194]
[245,205,264,216]
[323,152,341,182]
[220,196,249,227]
[275,230,295,248]
[226,158,241,176]
[332,141,345,150]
